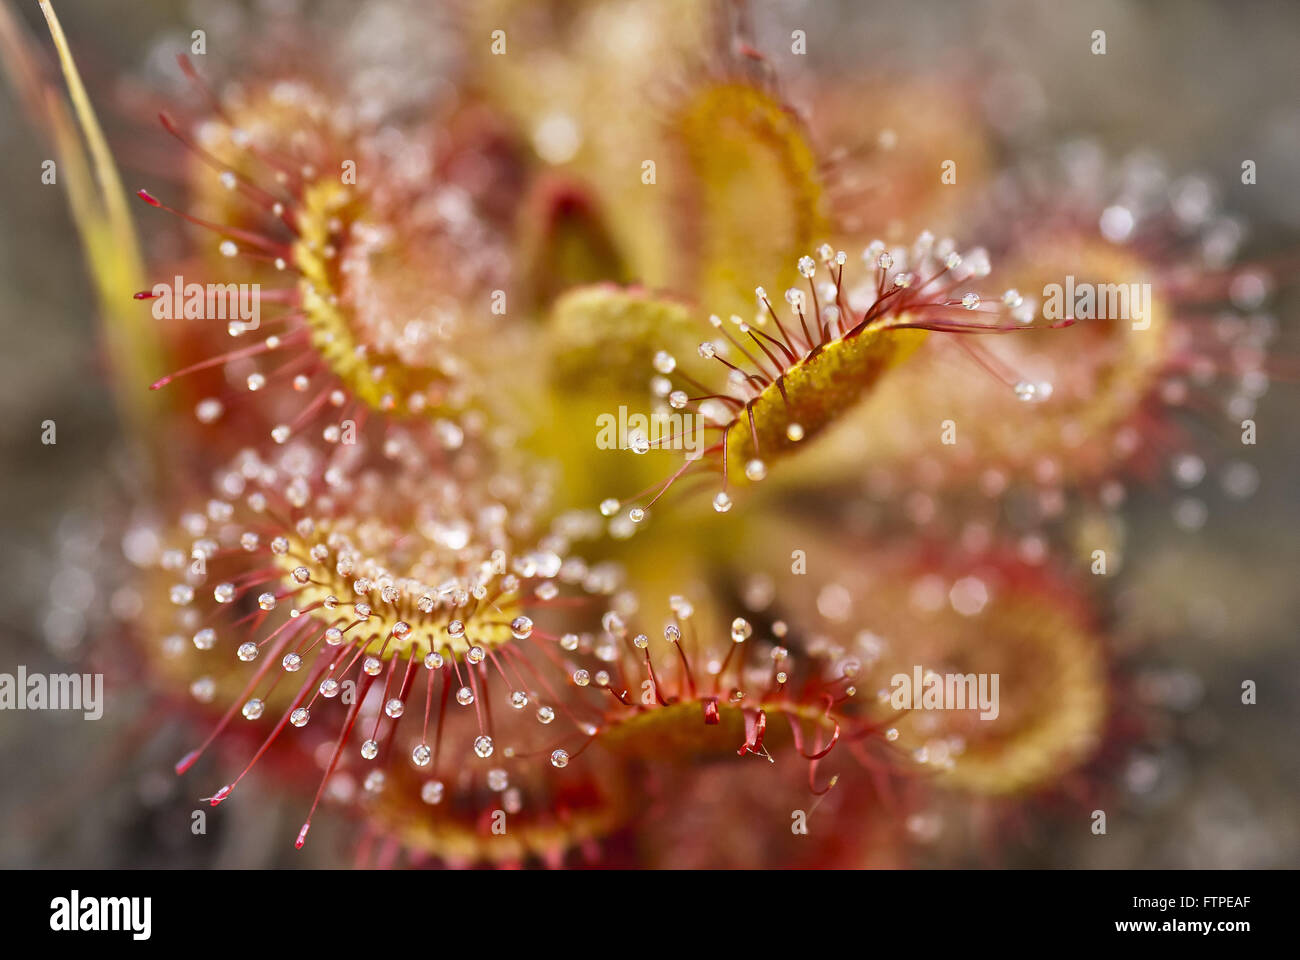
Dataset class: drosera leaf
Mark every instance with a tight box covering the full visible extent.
[547,284,700,396]
[669,81,828,320]
[518,177,631,313]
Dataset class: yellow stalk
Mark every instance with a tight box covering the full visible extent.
[0,1,164,446]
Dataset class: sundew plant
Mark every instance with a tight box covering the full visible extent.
[0,0,1296,873]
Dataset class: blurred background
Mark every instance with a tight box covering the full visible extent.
[1,0,1297,868]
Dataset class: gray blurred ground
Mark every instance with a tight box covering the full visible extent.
[1,0,1297,868]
